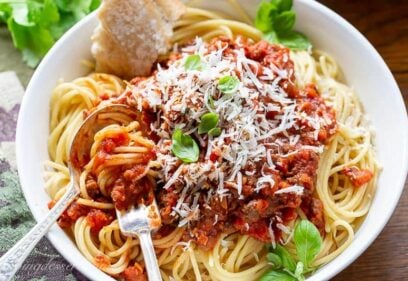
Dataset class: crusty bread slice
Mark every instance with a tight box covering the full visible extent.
[91,0,186,79]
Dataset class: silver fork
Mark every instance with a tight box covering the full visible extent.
[116,200,162,281]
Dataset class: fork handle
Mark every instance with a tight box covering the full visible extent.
[138,231,162,281]
[0,184,78,281]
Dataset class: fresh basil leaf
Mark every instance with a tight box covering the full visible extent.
[9,3,33,26]
[293,262,305,281]
[21,49,40,68]
[264,30,280,44]
[55,0,93,20]
[2,0,100,67]
[267,253,282,268]
[0,3,11,23]
[255,0,312,51]
[8,17,55,67]
[26,1,42,25]
[280,0,293,12]
[41,0,60,26]
[278,31,311,51]
[171,128,199,163]
[55,0,72,12]
[259,270,297,281]
[49,12,76,38]
[294,220,322,268]
[275,245,297,272]
[271,0,293,12]
[198,112,219,134]
[255,1,277,33]
[90,0,102,11]
[26,0,59,27]
[184,54,202,71]
[218,75,239,95]
[208,127,221,137]
[274,11,295,34]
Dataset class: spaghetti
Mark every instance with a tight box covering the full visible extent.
[44,3,378,281]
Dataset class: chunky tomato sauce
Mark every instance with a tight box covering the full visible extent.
[152,38,337,248]
[122,263,147,281]
[52,37,343,252]
[52,130,154,230]
[342,166,373,187]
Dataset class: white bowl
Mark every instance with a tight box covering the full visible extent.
[15,0,408,280]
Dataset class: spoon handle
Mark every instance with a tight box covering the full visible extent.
[0,184,78,281]
[138,231,162,281]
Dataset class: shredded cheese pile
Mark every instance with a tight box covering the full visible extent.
[128,37,333,226]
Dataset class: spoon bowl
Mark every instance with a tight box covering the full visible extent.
[0,104,140,281]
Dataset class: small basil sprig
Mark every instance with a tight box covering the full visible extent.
[255,0,311,50]
[260,220,322,281]
[260,270,296,281]
[294,220,322,269]
[184,54,202,70]
[218,75,240,95]
[198,112,221,137]
[171,128,199,163]
[208,127,221,137]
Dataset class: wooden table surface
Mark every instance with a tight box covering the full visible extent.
[319,0,408,280]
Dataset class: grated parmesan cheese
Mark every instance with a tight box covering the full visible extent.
[275,185,304,195]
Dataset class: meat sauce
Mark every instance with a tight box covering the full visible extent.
[155,38,337,248]
[51,38,366,254]
[51,130,155,231]
[342,166,373,187]
[122,263,147,281]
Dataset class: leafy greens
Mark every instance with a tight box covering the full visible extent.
[255,0,311,50]
[0,0,101,67]
[260,220,322,281]
[198,112,219,134]
[184,54,202,71]
[171,128,199,163]
[218,75,240,95]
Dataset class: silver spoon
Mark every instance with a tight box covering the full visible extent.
[0,104,162,281]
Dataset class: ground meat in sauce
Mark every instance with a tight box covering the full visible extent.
[342,166,373,187]
[93,130,156,210]
[50,130,156,231]
[148,37,337,248]
[51,37,338,251]
[56,202,90,229]
[123,264,147,281]
[86,209,114,234]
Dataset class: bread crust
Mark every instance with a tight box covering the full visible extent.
[91,0,186,79]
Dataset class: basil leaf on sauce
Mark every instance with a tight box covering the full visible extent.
[184,54,202,70]
[171,128,199,163]
[259,270,297,281]
[264,30,280,44]
[208,127,221,137]
[218,75,240,95]
[275,245,297,272]
[255,1,277,33]
[277,31,311,51]
[273,10,295,34]
[267,252,282,268]
[198,112,219,134]
[270,0,293,13]
[294,262,305,281]
[293,220,322,269]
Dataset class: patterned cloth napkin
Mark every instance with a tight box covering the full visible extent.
[0,71,89,281]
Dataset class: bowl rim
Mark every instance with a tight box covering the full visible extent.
[15,0,408,280]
